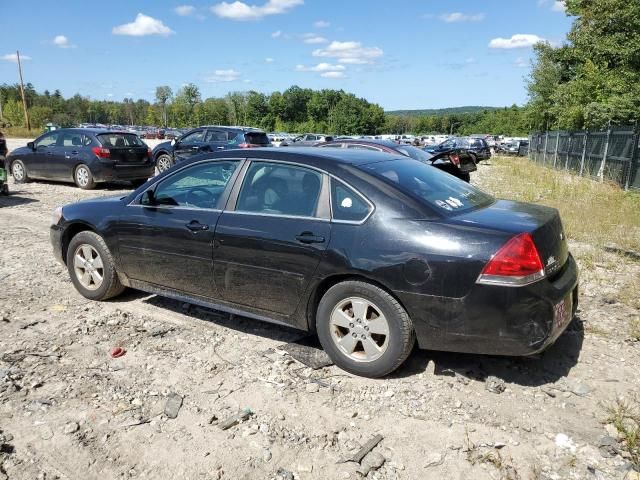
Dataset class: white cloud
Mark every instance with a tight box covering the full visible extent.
[515,57,529,68]
[439,12,485,22]
[314,20,330,28]
[489,34,546,49]
[175,5,196,16]
[1,53,31,63]
[265,57,274,62]
[321,71,345,79]
[312,41,383,65]
[113,13,175,37]
[206,69,241,82]
[295,63,345,72]
[302,33,328,44]
[211,0,303,21]
[271,30,282,38]
[53,35,76,48]
[552,1,566,12]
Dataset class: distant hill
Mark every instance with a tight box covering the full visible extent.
[385,106,502,117]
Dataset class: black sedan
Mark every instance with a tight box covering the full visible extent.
[50,148,578,377]
[427,136,492,163]
[315,139,476,182]
[6,129,154,189]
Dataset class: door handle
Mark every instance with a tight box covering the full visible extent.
[295,232,325,244]
[185,220,209,232]
[71,150,79,155]
[216,146,225,150]
[46,152,54,156]
[191,146,201,151]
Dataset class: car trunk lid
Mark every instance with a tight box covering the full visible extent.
[97,133,150,164]
[450,199,569,276]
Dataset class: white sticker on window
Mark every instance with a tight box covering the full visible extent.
[341,197,353,208]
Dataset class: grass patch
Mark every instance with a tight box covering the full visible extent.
[605,397,640,469]
[478,156,640,254]
[1,127,42,138]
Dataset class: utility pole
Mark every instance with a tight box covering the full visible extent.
[16,50,31,130]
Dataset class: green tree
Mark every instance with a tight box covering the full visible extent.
[155,86,173,127]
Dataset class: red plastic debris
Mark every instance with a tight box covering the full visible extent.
[109,347,126,359]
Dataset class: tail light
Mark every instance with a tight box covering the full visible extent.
[147,149,153,158]
[476,233,545,287]
[449,152,460,166]
[92,147,110,159]
[238,143,261,148]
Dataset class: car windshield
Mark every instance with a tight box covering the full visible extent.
[395,145,433,162]
[97,133,144,147]
[362,158,494,216]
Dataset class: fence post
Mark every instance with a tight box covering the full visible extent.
[565,133,573,170]
[625,124,640,191]
[579,130,588,177]
[598,126,612,181]
[543,131,549,165]
[553,132,560,168]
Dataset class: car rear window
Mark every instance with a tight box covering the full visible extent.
[243,132,270,145]
[362,159,494,216]
[97,133,144,147]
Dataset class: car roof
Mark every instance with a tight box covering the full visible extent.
[199,125,264,132]
[48,128,136,134]
[184,146,404,169]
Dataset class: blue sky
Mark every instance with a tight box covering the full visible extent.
[0,0,572,110]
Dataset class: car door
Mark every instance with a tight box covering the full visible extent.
[59,132,89,180]
[213,160,331,318]
[173,129,206,162]
[30,131,61,178]
[117,159,243,299]
[204,129,230,152]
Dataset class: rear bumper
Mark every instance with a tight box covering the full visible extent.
[399,253,579,356]
[93,163,155,182]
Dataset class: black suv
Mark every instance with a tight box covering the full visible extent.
[152,126,271,172]
[426,136,492,163]
[6,129,154,189]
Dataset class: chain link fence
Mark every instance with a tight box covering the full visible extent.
[528,126,640,191]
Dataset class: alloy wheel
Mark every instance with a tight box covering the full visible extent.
[73,244,104,290]
[329,297,390,362]
[157,156,172,172]
[12,163,24,181]
[76,167,90,187]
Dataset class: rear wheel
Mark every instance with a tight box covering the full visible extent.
[469,153,478,164]
[74,164,96,190]
[156,154,173,173]
[66,231,125,301]
[316,281,415,378]
[11,160,29,183]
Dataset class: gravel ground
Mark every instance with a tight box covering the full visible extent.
[0,155,639,480]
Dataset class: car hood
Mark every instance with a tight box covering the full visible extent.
[71,194,126,207]
[7,146,31,156]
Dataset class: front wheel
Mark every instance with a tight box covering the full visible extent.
[11,160,29,183]
[66,231,125,301]
[316,281,415,378]
[156,154,173,173]
[74,164,96,190]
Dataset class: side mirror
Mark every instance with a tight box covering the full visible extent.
[140,190,156,206]
[27,141,35,150]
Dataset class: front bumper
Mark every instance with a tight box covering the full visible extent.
[399,253,579,356]
[50,224,64,265]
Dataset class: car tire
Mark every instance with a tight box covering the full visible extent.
[74,164,96,190]
[316,281,415,378]
[459,172,471,183]
[156,154,173,173]
[66,231,125,301]
[11,160,29,183]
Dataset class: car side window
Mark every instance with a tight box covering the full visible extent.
[35,132,59,148]
[331,179,371,222]
[236,162,323,218]
[206,130,227,142]
[149,161,240,209]
[62,133,87,147]
[180,130,205,143]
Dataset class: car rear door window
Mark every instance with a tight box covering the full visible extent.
[206,130,228,142]
[236,162,324,218]
[362,158,494,216]
[150,161,240,209]
[331,179,372,222]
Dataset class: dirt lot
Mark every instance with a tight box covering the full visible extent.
[0,153,639,480]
